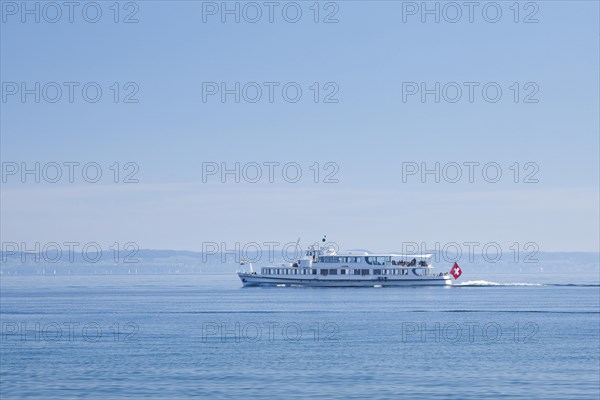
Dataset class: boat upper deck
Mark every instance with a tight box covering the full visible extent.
[315,254,432,267]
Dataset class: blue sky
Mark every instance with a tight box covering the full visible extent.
[1,1,599,252]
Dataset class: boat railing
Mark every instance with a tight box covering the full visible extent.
[389,261,431,267]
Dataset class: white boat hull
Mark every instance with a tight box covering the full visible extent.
[238,273,452,287]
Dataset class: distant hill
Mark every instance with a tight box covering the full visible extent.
[1,249,598,281]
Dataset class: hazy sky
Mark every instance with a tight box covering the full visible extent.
[1,1,599,253]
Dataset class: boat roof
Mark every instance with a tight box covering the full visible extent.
[335,253,432,258]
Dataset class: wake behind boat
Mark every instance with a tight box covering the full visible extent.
[237,238,462,287]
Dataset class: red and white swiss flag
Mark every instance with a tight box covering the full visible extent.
[450,263,462,280]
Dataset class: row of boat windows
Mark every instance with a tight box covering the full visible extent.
[261,268,411,276]
[318,256,390,264]
[317,256,425,266]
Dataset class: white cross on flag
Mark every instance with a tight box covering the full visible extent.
[450,263,462,280]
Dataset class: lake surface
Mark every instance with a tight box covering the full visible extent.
[1,274,599,399]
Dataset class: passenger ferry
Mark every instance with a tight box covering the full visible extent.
[237,239,460,287]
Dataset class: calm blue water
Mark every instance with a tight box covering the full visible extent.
[1,274,599,399]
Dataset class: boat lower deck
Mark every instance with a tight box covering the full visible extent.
[238,273,451,287]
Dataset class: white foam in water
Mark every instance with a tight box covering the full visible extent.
[455,280,543,287]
